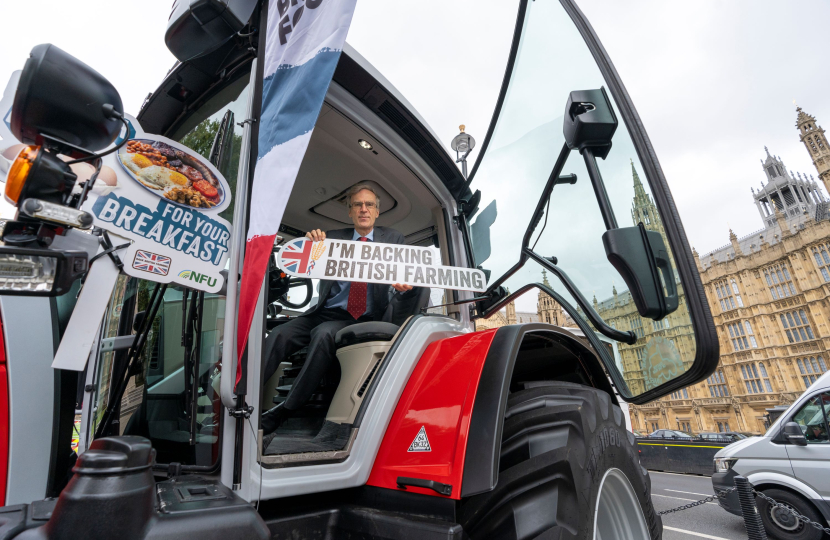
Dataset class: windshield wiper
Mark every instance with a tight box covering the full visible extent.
[208,110,235,171]
[181,289,205,446]
[95,282,167,439]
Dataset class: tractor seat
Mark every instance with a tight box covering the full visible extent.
[333,286,430,348]
[335,321,399,348]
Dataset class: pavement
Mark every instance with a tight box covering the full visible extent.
[649,471,748,540]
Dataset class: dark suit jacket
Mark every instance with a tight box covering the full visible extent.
[305,226,406,320]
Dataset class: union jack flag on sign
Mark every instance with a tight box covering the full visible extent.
[279,239,314,275]
[132,250,171,276]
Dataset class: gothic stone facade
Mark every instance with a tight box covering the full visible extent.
[475,273,570,331]
[595,162,696,398]
[628,108,830,435]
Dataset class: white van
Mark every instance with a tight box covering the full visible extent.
[712,370,830,540]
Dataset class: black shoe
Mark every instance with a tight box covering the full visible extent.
[261,403,292,434]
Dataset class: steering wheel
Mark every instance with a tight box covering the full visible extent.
[267,258,313,309]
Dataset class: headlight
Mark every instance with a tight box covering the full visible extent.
[714,458,737,473]
[0,246,88,296]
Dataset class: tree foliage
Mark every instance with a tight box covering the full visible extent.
[178,118,243,223]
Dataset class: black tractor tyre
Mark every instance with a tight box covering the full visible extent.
[460,381,661,540]
[756,488,827,540]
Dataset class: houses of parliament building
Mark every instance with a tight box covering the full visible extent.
[478,106,830,435]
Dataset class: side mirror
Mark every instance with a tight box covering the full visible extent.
[783,422,807,446]
[469,199,497,266]
[603,224,679,320]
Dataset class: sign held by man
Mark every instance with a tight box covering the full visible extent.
[276,237,487,292]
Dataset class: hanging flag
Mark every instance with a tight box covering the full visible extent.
[236,0,358,389]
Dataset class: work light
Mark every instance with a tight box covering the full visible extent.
[0,43,126,295]
[0,246,88,296]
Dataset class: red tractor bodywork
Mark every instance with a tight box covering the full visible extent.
[367,330,498,499]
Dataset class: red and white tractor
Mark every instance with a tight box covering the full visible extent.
[0,1,717,538]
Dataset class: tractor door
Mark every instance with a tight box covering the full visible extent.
[79,67,253,469]
[465,0,718,404]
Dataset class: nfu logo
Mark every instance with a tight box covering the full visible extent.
[276,0,324,45]
[178,270,218,288]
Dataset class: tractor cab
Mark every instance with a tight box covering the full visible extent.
[81,0,716,499]
[0,1,720,538]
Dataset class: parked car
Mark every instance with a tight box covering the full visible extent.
[699,432,751,443]
[713,370,830,540]
[649,429,694,440]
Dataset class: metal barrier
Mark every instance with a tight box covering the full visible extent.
[636,437,731,475]
[657,476,830,539]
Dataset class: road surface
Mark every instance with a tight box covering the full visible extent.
[649,471,748,540]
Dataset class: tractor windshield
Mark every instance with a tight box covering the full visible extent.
[468,0,699,400]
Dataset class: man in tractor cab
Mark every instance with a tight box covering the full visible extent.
[260,184,414,433]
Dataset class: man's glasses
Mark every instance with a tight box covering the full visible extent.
[350,201,377,209]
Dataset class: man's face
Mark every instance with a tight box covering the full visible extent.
[348,189,379,230]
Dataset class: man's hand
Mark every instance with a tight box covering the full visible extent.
[305,229,326,242]
[393,283,413,293]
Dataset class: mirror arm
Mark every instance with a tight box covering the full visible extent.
[522,143,572,248]
[477,282,538,319]
[484,143,573,298]
[582,147,618,231]
[484,258,526,298]
[525,248,637,345]
[454,210,477,269]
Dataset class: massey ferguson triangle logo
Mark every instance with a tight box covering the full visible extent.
[277,0,325,45]
[408,426,431,452]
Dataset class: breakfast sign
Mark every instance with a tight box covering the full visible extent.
[0,71,231,294]
[82,116,233,293]
[277,238,488,292]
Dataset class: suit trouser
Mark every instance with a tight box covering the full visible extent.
[262,308,360,410]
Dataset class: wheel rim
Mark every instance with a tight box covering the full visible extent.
[594,468,651,540]
[768,501,803,532]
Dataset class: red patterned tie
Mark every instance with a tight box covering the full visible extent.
[347,237,369,319]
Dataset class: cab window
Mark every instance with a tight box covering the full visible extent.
[791,393,830,444]
[86,70,250,467]
[467,0,706,402]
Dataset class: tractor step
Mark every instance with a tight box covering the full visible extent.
[266,505,462,540]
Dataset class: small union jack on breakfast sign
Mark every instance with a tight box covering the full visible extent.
[132,250,172,277]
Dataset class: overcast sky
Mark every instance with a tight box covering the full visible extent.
[1,0,828,257]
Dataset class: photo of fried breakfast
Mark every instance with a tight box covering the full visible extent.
[118,139,223,209]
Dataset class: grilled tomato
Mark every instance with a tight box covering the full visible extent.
[192,180,218,198]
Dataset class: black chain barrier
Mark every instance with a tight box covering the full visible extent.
[753,489,830,536]
[655,476,830,539]
[657,487,737,515]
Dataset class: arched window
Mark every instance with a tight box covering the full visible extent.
[707,371,729,397]
[764,262,796,300]
[741,362,772,393]
[812,243,830,282]
[715,279,742,311]
[797,356,828,388]
[780,309,815,343]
